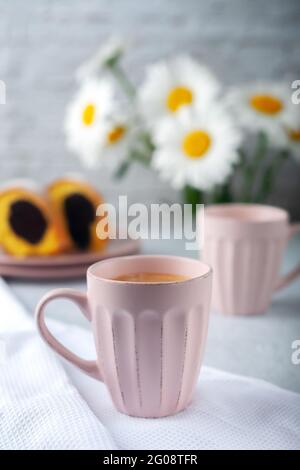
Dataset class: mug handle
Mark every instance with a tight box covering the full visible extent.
[35,288,103,381]
[275,223,300,291]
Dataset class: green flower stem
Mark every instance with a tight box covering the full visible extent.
[236,147,247,171]
[114,160,131,179]
[114,132,154,180]
[183,185,204,215]
[109,62,136,99]
[114,147,152,179]
[130,148,152,166]
[242,131,268,202]
[139,131,155,153]
[211,180,233,204]
[255,149,289,203]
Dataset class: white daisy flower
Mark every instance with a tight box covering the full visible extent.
[137,55,220,128]
[64,78,117,167]
[152,105,241,191]
[96,112,136,172]
[225,83,296,148]
[76,36,125,82]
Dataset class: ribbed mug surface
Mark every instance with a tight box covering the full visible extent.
[202,204,290,316]
[35,255,213,418]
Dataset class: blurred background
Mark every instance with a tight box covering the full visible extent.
[0,0,300,215]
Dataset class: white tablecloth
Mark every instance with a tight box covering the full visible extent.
[0,278,299,450]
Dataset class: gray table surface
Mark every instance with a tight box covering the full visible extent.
[7,236,300,393]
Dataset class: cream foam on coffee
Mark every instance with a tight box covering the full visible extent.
[113,272,190,283]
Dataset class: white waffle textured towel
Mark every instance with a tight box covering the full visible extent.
[0,278,299,450]
[0,279,116,450]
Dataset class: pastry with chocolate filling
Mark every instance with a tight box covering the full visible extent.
[0,187,68,256]
[46,178,108,252]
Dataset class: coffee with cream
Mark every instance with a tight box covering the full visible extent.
[113,272,189,283]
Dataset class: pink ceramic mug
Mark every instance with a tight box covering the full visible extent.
[35,255,212,418]
[201,204,300,316]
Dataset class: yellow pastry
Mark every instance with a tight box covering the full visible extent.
[46,177,108,252]
[0,186,68,256]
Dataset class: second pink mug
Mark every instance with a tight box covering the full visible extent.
[201,204,300,316]
[35,255,212,418]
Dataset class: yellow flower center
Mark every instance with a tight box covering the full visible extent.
[249,94,283,115]
[166,86,193,112]
[107,126,126,144]
[182,130,211,159]
[82,103,95,126]
[288,128,300,142]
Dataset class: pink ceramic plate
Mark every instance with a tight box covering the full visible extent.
[0,239,140,280]
[0,264,90,280]
[0,239,140,268]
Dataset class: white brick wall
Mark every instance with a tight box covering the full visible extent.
[0,0,300,215]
